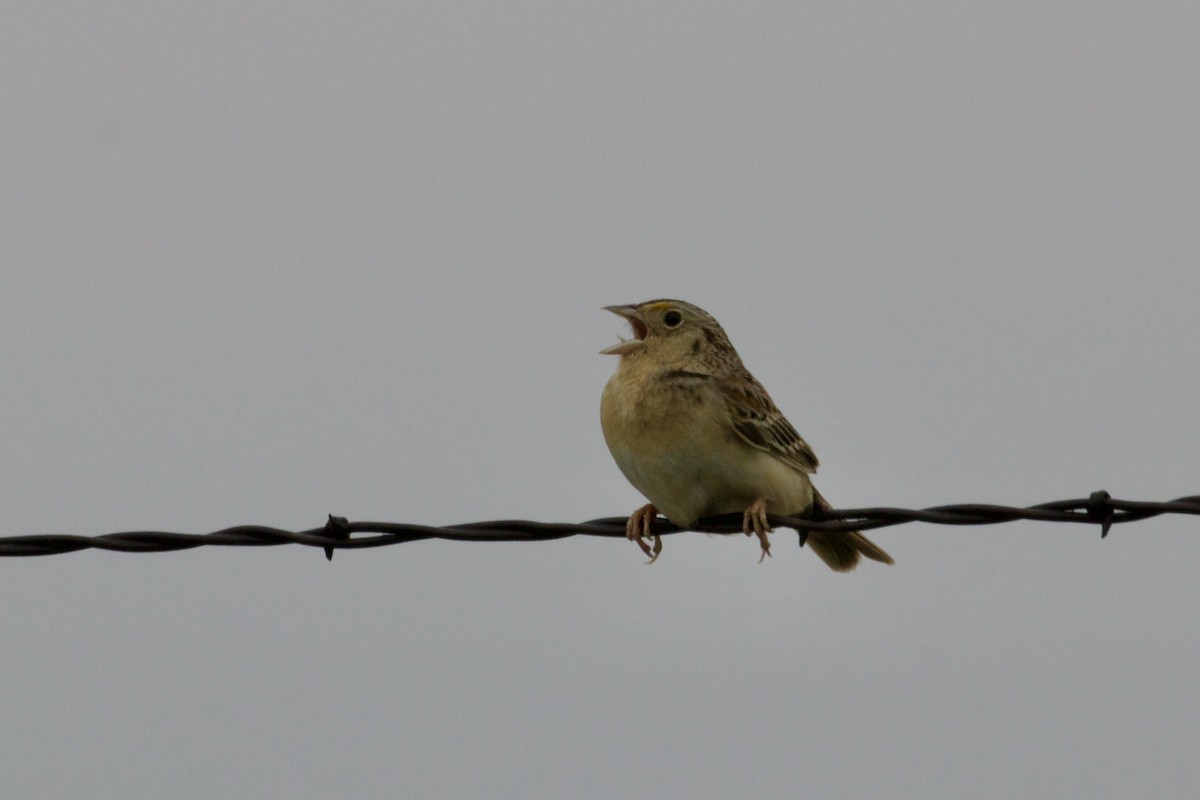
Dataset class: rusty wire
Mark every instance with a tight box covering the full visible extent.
[1,491,1197,559]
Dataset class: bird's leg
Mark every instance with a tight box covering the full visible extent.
[626,503,662,564]
[743,497,772,563]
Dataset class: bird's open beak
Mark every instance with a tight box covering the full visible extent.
[600,305,648,355]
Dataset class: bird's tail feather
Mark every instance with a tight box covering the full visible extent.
[804,490,894,572]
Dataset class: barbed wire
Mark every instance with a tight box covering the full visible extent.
[1,491,1197,559]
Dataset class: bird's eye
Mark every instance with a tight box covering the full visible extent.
[663,310,683,328]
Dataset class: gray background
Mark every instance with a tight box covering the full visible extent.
[4,3,1199,798]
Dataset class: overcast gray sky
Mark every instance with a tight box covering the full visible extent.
[4,3,1199,798]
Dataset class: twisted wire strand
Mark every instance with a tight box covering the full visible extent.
[2,492,1197,558]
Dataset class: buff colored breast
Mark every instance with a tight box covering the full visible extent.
[601,360,814,527]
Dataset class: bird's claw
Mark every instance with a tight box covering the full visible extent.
[743,498,772,562]
[626,503,663,564]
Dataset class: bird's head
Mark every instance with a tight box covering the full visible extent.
[600,299,734,368]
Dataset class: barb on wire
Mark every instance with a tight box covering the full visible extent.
[1,492,1197,558]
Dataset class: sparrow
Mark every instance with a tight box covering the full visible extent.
[599,299,893,570]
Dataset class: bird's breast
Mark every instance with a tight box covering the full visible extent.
[600,367,813,525]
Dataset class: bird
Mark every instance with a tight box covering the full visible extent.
[599,299,893,570]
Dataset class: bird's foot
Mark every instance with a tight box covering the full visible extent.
[626,503,663,564]
[743,497,772,563]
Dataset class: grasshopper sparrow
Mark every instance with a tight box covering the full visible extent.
[600,299,893,570]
